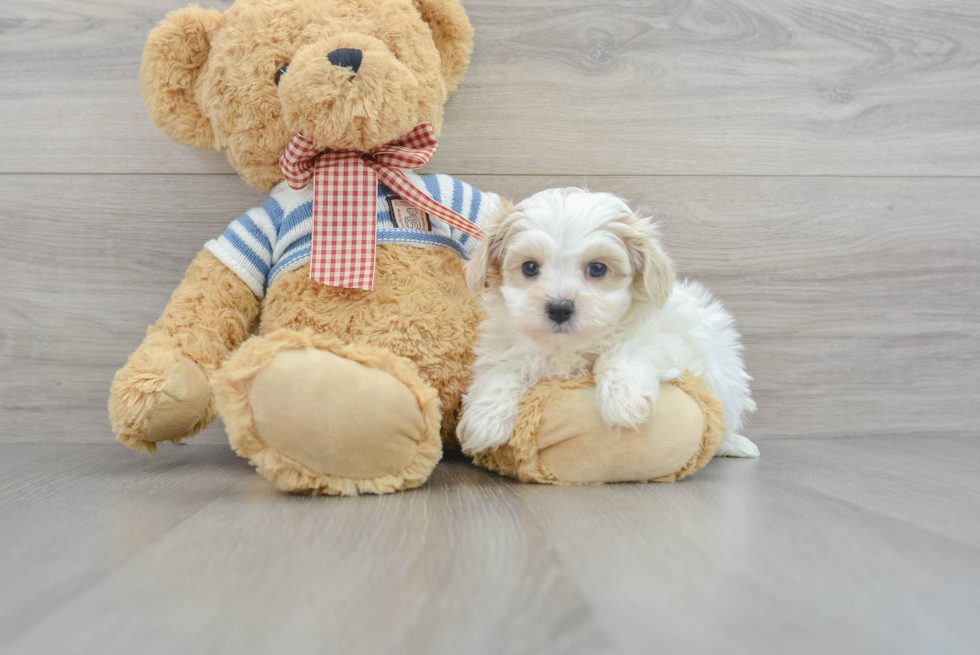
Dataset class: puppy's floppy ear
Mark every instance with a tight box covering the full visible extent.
[466,233,493,295]
[412,0,474,95]
[140,6,224,150]
[619,213,675,308]
[466,199,515,294]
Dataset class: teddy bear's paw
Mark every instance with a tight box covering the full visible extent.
[480,375,727,485]
[213,331,443,496]
[109,354,212,455]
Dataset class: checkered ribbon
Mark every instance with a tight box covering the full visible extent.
[279,122,483,290]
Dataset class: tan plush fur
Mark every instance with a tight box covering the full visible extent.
[213,329,443,496]
[470,371,726,485]
[111,0,478,494]
[261,245,483,445]
[109,250,260,454]
[139,0,473,189]
[115,0,717,494]
[654,372,727,482]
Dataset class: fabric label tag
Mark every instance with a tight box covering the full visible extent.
[386,196,432,231]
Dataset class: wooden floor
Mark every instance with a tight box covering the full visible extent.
[1,0,979,653]
[1,438,979,654]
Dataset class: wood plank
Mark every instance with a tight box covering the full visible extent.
[0,174,269,445]
[0,443,255,644]
[1,174,976,444]
[507,437,980,655]
[2,0,979,176]
[1,445,618,655]
[2,440,978,654]
[760,435,980,548]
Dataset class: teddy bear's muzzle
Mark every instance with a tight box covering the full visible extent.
[278,35,428,153]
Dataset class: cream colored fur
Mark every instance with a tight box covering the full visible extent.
[460,188,758,459]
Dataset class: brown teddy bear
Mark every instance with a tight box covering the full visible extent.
[110,0,725,496]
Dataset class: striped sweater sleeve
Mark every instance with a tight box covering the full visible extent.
[204,195,282,297]
[415,173,502,260]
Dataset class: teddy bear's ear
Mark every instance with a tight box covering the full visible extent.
[139,6,224,149]
[413,0,474,95]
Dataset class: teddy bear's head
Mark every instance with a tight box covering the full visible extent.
[140,0,473,189]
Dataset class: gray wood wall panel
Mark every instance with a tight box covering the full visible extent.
[2,0,979,176]
[0,0,977,447]
[1,174,977,444]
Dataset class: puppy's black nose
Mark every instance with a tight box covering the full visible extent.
[547,300,575,324]
[327,48,363,75]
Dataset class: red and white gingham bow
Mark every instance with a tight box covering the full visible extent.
[279,122,483,291]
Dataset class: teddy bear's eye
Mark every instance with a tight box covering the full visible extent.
[274,63,289,86]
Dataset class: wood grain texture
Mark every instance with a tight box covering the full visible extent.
[2,439,978,655]
[508,437,980,655]
[1,0,979,175]
[1,174,976,444]
[1,2,978,654]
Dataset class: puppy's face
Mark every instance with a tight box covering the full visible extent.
[469,189,674,352]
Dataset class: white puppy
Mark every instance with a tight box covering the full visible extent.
[457,188,759,458]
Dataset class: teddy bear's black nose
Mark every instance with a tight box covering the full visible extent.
[327,48,363,75]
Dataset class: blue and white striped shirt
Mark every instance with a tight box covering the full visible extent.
[205,172,501,297]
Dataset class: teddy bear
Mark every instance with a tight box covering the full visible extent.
[109,0,726,496]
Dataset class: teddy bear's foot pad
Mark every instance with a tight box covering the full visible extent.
[535,384,707,483]
[472,372,726,485]
[214,330,442,495]
[251,348,424,479]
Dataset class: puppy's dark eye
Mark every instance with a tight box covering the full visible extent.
[586,262,607,278]
[274,63,289,86]
[522,261,540,278]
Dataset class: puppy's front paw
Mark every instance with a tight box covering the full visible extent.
[596,373,660,429]
[457,403,518,453]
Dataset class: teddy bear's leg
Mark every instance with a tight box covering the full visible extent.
[469,372,726,485]
[109,251,261,454]
[212,329,442,496]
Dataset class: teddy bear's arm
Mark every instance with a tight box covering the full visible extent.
[109,250,262,454]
